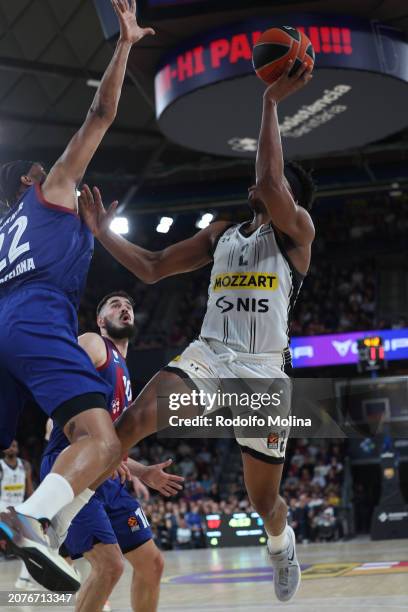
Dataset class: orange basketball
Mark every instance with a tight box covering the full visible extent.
[252,27,315,84]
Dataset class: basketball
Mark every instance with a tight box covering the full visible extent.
[252,26,315,84]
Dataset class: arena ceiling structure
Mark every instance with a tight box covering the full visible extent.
[0,0,407,215]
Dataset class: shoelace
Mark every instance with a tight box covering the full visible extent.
[278,568,289,586]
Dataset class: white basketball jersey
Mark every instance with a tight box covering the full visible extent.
[200,223,304,357]
[0,458,26,505]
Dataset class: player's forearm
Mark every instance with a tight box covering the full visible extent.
[127,458,148,478]
[256,98,284,188]
[88,39,132,123]
[256,98,298,226]
[97,229,159,283]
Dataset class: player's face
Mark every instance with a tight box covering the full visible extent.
[247,185,266,212]
[248,178,296,210]
[100,296,135,340]
[4,440,18,458]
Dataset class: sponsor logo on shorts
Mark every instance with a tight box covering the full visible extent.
[267,430,287,453]
[267,433,279,450]
[213,272,278,291]
[127,516,140,532]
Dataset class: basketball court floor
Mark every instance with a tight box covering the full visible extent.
[1,538,407,611]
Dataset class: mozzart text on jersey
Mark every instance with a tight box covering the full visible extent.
[213,272,279,291]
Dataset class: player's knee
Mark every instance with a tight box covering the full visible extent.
[152,550,165,582]
[117,403,146,445]
[135,548,164,586]
[98,553,125,584]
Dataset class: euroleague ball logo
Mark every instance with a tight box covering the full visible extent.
[127,516,140,532]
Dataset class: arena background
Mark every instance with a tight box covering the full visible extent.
[1,0,408,610]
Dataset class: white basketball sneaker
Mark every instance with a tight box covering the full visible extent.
[267,525,301,602]
[15,576,38,590]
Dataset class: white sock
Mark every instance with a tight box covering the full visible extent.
[52,488,95,540]
[267,524,289,554]
[19,561,32,581]
[15,473,74,521]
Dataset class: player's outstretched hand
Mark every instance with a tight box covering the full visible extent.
[111,0,155,45]
[112,460,132,484]
[264,60,313,104]
[140,459,185,497]
[79,184,118,238]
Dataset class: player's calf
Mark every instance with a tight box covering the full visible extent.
[76,543,124,612]
[126,540,164,612]
[250,492,288,533]
[52,408,122,495]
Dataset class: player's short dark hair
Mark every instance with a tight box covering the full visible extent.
[96,291,135,316]
[0,160,36,207]
[284,161,316,211]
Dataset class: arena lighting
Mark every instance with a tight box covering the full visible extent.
[389,182,403,197]
[86,79,101,88]
[156,216,174,233]
[196,212,214,229]
[110,216,129,235]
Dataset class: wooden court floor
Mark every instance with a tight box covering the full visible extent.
[1,538,408,611]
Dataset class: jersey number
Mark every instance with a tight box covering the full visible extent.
[123,376,132,402]
[135,507,149,528]
[0,216,30,273]
[238,244,249,266]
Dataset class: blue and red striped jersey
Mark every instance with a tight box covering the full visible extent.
[43,337,132,456]
[0,184,93,309]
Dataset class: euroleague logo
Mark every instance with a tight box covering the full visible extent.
[127,516,140,532]
[216,296,269,314]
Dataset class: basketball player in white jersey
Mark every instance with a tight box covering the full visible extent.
[0,440,37,590]
[80,59,314,602]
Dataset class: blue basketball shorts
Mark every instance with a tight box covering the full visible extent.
[0,287,110,443]
[40,453,152,558]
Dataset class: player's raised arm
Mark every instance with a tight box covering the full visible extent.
[43,0,154,211]
[79,185,231,283]
[255,60,315,246]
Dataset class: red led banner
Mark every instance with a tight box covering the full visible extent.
[157,26,353,96]
[154,15,408,158]
[297,26,352,55]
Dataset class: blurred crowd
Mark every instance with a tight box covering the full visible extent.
[13,410,362,551]
[75,193,408,346]
[126,438,346,549]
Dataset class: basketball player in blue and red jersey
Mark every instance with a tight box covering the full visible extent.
[41,292,182,612]
[0,1,155,592]
[80,60,314,603]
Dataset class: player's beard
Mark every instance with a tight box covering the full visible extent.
[105,319,136,340]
